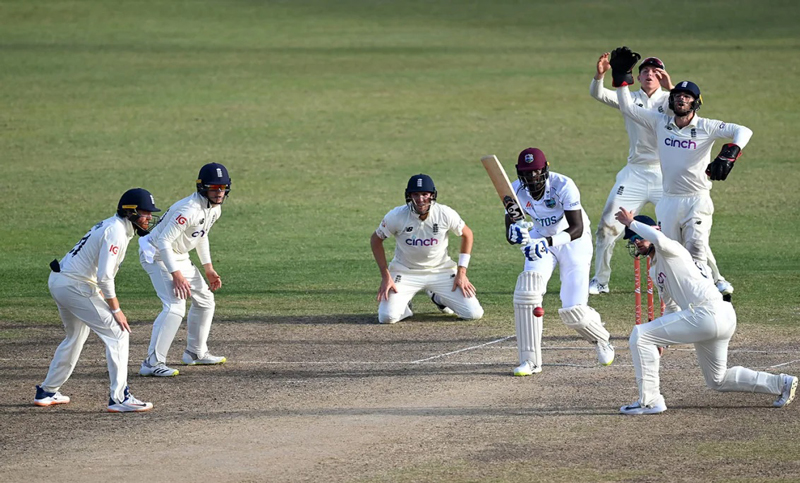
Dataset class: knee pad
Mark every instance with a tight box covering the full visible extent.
[514,271,545,306]
[558,304,609,343]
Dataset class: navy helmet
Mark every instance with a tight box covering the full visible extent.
[623,215,657,240]
[405,174,437,201]
[669,81,702,112]
[196,162,231,202]
[117,188,160,236]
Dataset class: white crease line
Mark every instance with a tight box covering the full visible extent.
[766,359,800,369]
[410,335,516,364]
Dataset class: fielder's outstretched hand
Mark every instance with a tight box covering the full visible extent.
[596,52,611,78]
[453,269,476,298]
[206,268,222,291]
[614,207,635,228]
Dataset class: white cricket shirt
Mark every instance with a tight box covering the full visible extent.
[144,192,222,273]
[57,215,134,298]
[631,220,722,310]
[375,202,465,273]
[617,85,753,195]
[512,172,591,238]
[590,79,671,167]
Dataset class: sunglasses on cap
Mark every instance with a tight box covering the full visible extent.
[206,184,229,191]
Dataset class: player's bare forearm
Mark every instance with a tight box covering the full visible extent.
[562,210,583,241]
[459,225,474,255]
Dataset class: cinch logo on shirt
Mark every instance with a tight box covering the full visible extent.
[664,137,697,149]
[405,237,439,246]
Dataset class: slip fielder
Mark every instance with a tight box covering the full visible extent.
[138,163,231,377]
[615,208,797,414]
[610,47,753,291]
[36,188,158,412]
[588,52,731,296]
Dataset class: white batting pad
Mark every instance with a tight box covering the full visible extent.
[558,304,609,344]
[513,271,545,305]
[514,271,545,366]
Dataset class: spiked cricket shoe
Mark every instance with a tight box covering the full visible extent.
[596,340,615,366]
[108,388,153,413]
[513,360,542,376]
[139,360,179,377]
[774,374,798,408]
[588,278,609,295]
[182,350,226,365]
[426,290,455,315]
[620,400,667,415]
[34,385,70,407]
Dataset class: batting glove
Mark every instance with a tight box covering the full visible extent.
[521,239,548,261]
[507,221,533,245]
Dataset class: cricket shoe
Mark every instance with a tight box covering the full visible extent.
[513,360,542,377]
[596,340,615,366]
[619,399,667,415]
[108,387,153,413]
[182,350,226,365]
[715,278,734,295]
[426,290,455,315]
[139,360,179,377]
[34,385,70,407]
[773,374,798,408]
[588,278,609,295]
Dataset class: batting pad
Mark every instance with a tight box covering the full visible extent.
[513,271,545,305]
[514,271,544,366]
[558,304,609,344]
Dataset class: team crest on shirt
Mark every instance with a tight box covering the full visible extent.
[432,223,439,234]
[690,128,697,138]
[545,198,556,208]
[405,226,413,232]
[658,106,664,113]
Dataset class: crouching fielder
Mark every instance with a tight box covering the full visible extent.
[506,148,614,376]
[371,174,484,324]
[615,207,797,415]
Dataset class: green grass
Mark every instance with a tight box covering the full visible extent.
[1,0,799,334]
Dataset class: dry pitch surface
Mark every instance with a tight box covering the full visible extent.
[2,313,799,482]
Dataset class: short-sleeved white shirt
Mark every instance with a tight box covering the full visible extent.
[375,203,465,273]
[617,86,753,195]
[512,172,591,238]
[590,79,671,167]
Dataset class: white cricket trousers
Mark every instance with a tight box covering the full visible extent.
[140,254,215,363]
[43,272,129,403]
[593,164,662,285]
[378,270,484,324]
[630,299,783,406]
[524,232,593,308]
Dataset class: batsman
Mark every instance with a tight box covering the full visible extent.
[504,148,614,376]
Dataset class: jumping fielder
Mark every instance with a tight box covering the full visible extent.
[615,208,797,414]
[36,188,158,412]
[588,51,731,296]
[610,47,753,293]
[371,174,484,324]
[506,148,614,376]
[138,163,230,377]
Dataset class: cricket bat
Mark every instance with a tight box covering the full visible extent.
[481,155,525,222]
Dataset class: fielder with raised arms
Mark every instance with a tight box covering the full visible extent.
[610,46,753,294]
[505,148,614,376]
[138,163,231,377]
[615,208,797,414]
[36,188,158,412]
[587,52,732,296]
[371,174,484,324]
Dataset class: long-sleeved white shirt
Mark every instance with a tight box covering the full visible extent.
[630,220,722,311]
[144,192,221,273]
[57,215,134,298]
[590,78,670,167]
[617,85,753,195]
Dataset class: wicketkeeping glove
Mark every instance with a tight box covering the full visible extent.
[706,143,741,181]
[521,239,548,261]
[507,221,533,245]
[609,46,641,88]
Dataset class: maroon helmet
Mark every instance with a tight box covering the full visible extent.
[516,147,549,193]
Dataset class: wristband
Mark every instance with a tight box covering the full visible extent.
[550,231,571,247]
[458,253,471,268]
[111,308,121,314]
